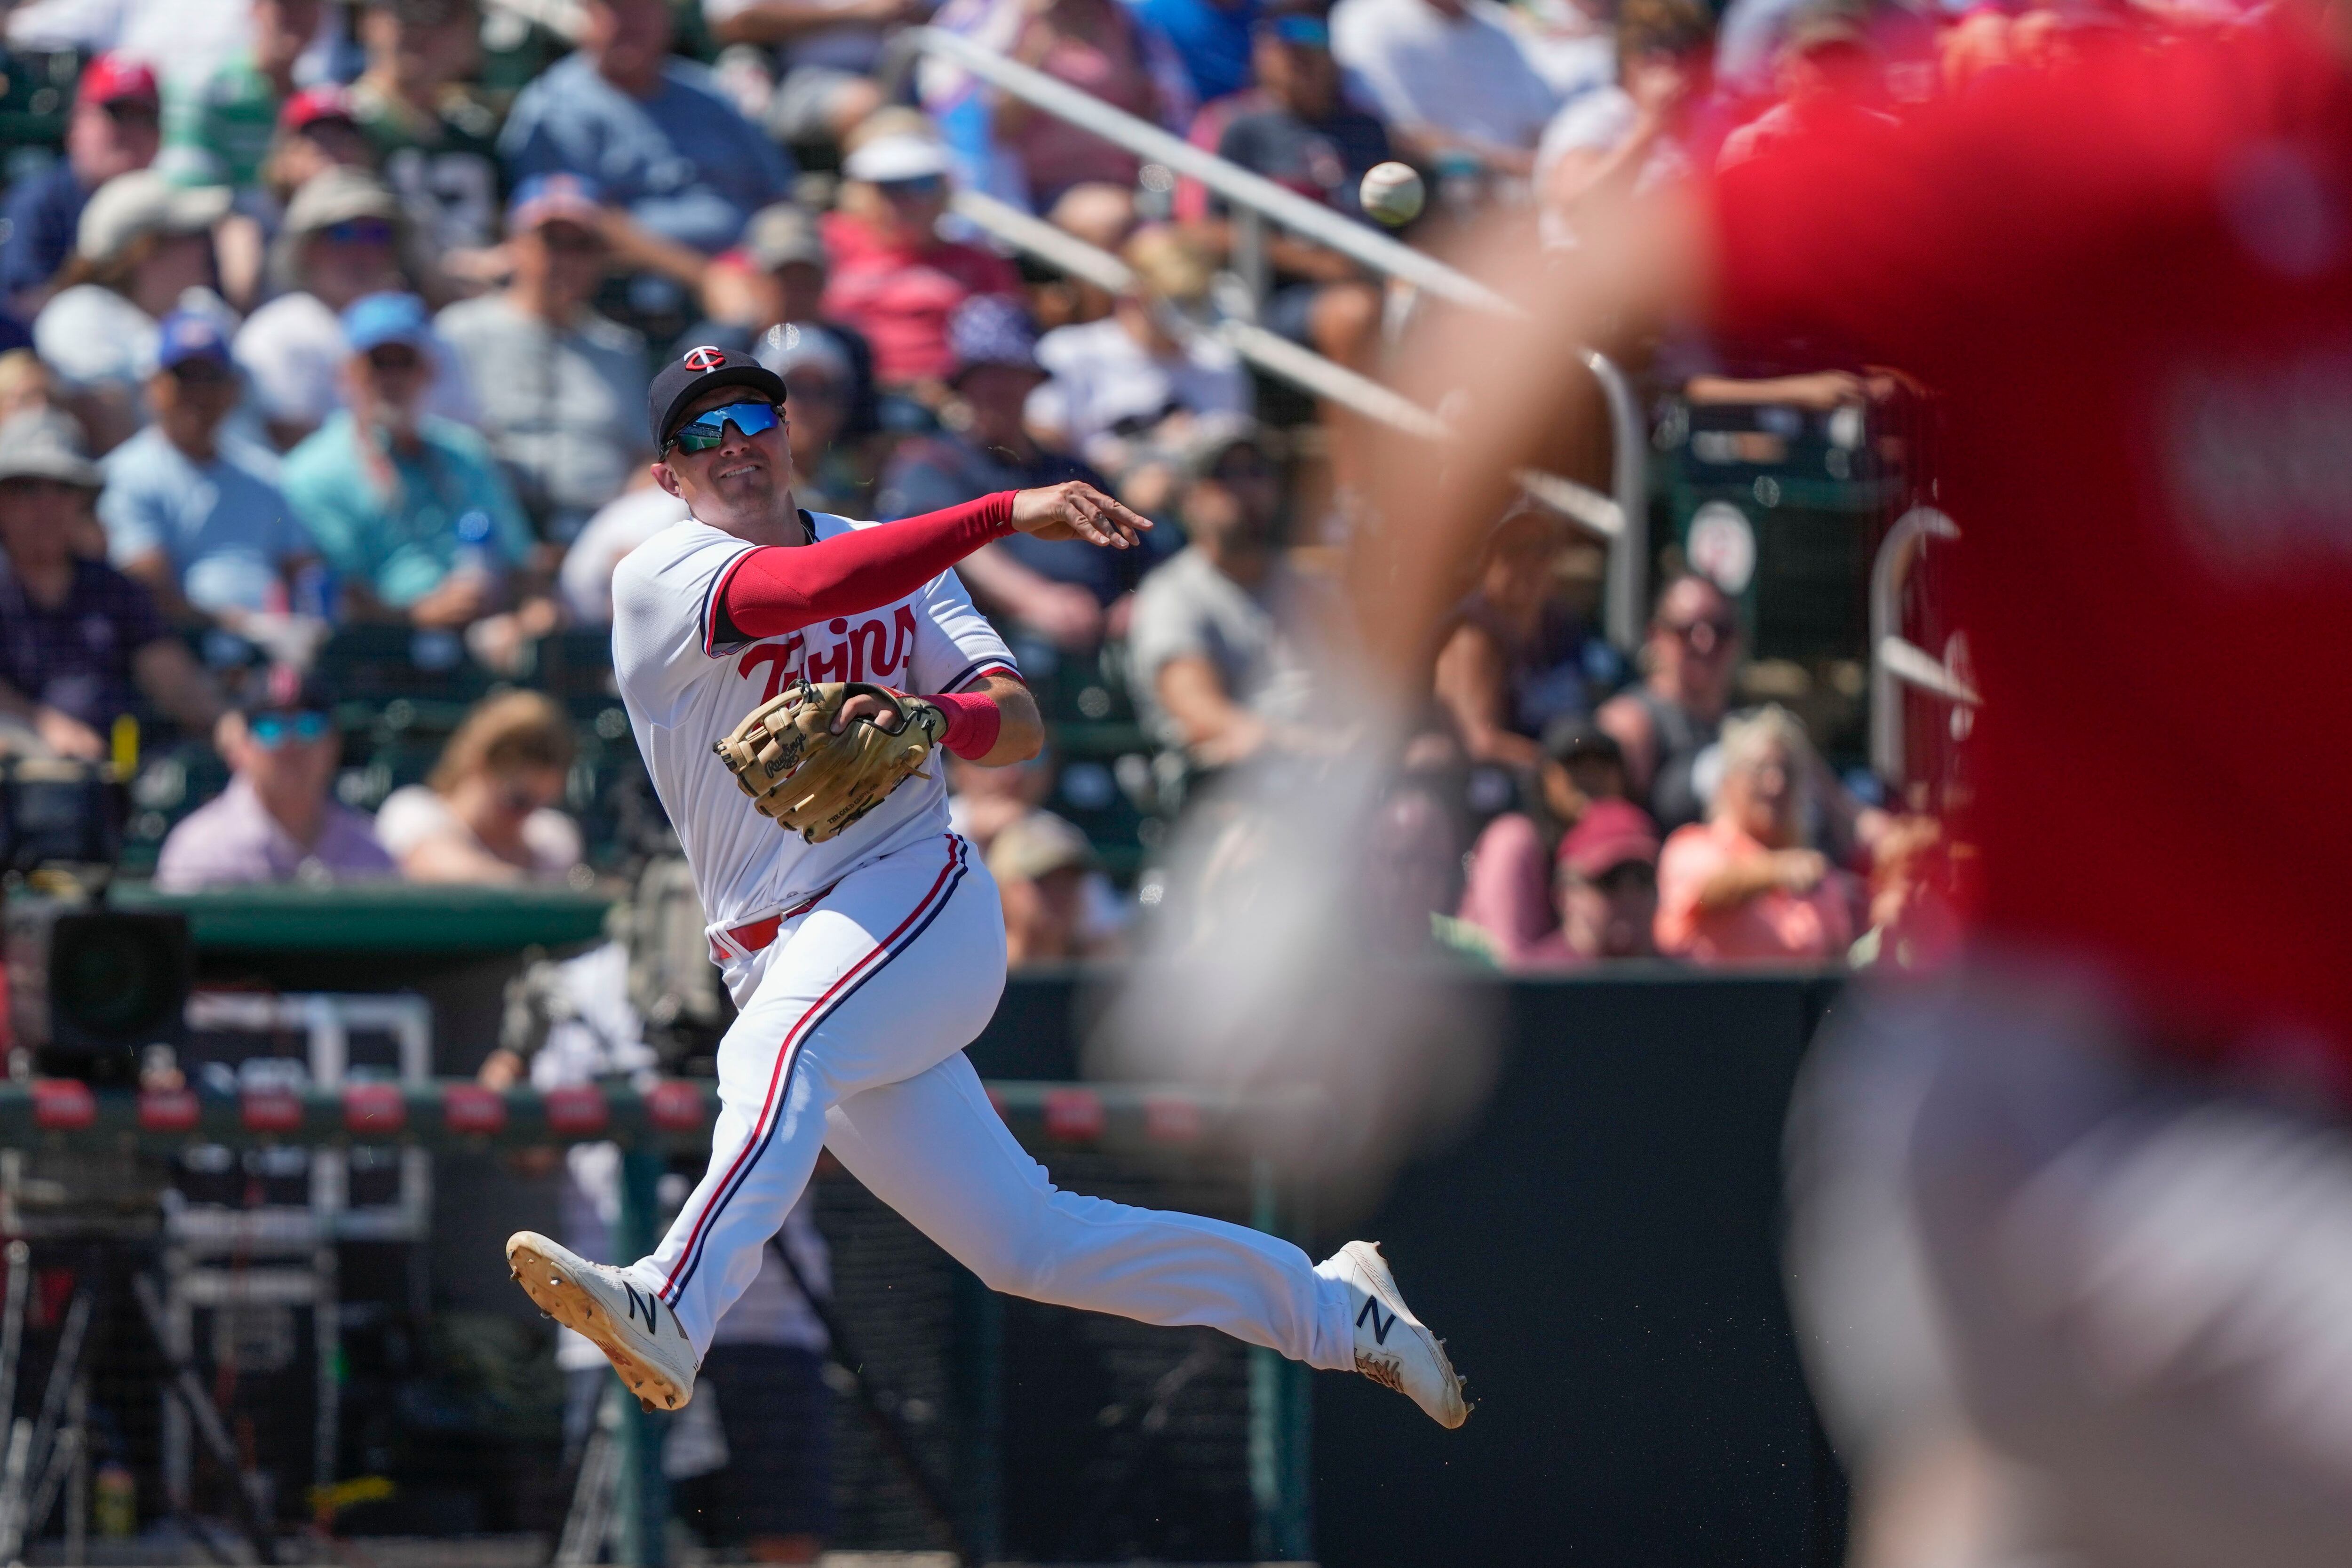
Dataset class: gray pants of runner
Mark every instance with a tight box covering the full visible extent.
[1788,960,2352,1568]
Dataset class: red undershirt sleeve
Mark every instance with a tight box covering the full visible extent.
[707,491,1018,652]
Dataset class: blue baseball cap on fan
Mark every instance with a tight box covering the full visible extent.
[342,291,432,354]
[508,172,604,232]
[155,310,230,370]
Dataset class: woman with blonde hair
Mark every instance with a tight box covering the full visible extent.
[1653,703,1855,964]
[375,689,584,883]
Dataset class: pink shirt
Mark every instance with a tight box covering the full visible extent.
[818,213,1022,385]
[1654,818,1853,965]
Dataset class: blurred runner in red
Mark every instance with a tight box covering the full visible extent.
[1380,10,2352,1563]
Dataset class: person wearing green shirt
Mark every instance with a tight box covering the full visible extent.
[280,292,535,629]
[351,0,507,255]
[162,0,325,189]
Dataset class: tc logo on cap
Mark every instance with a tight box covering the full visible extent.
[682,345,728,371]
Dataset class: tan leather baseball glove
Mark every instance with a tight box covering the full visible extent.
[712,677,947,844]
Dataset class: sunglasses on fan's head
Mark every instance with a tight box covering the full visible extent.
[321,217,395,247]
[663,400,783,455]
[248,710,332,747]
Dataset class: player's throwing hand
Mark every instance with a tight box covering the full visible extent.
[1009,481,1153,549]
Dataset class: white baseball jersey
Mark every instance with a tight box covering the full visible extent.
[610,509,1018,933]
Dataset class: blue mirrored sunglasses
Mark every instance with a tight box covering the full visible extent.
[665,400,783,454]
[250,711,332,747]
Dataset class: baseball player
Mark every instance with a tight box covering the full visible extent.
[505,344,1467,1431]
[1372,8,2352,1558]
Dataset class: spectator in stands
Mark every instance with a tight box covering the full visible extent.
[0,415,223,758]
[1653,704,1853,964]
[161,0,325,191]
[705,0,911,150]
[237,167,469,450]
[0,53,160,319]
[437,175,652,543]
[1331,0,1559,177]
[499,0,795,257]
[1847,812,1960,972]
[1537,0,1712,235]
[1127,416,1331,769]
[994,0,1194,207]
[691,203,880,436]
[351,0,507,258]
[1454,716,1640,964]
[556,481,688,624]
[1433,502,1602,770]
[34,170,232,453]
[203,91,382,313]
[1203,8,1389,371]
[280,292,540,635]
[1029,227,1249,475]
[758,325,871,516]
[0,352,54,427]
[944,745,1051,852]
[819,128,1021,389]
[267,88,377,198]
[1713,0,1883,171]
[1136,0,1260,105]
[1597,572,1739,834]
[152,665,396,891]
[377,688,583,883]
[0,409,107,561]
[990,809,1121,963]
[1030,181,1136,332]
[1552,798,1661,961]
[877,296,1137,651]
[99,311,315,636]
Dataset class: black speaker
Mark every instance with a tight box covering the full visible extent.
[6,900,193,1082]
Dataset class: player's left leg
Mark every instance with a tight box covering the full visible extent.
[824,1050,1470,1427]
[509,833,1002,1410]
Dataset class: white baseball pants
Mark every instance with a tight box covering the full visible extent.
[637,832,1357,1373]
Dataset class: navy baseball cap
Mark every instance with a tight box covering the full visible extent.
[155,310,231,370]
[648,343,787,451]
[343,291,432,354]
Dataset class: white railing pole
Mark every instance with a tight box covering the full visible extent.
[1582,352,1647,648]
[1868,506,1968,786]
[946,189,1621,538]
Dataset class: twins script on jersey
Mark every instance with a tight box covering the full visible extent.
[611,510,1017,932]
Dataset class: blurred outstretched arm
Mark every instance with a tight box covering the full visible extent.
[1358,187,1713,694]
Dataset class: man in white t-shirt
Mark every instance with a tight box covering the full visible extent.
[1330,0,1559,175]
[503,342,1470,1433]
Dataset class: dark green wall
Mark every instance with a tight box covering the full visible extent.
[971,966,1849,1568]
[1309,971,1845,1568]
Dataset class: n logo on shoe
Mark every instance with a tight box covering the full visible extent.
[1357,1297,1396,1345]
[622,1281,663,1333]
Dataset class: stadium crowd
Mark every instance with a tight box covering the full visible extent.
[0,0,2101,973]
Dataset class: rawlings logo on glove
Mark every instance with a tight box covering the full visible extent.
[713,677,948,844]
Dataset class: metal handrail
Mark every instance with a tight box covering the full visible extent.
[1868,506,1978,785]
[890,26,1522,316]
[948,187,1633,541]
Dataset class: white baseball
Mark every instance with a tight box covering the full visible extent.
[1359,161,1425,227]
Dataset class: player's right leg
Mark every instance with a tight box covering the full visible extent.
[825,1051,1470,1427]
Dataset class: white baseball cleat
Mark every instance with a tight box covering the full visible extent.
[1324,1240,1469,1428]
[507,1231,699,1411]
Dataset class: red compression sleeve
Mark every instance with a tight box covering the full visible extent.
[713,491,1017,644]
[929,688,1002,760]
